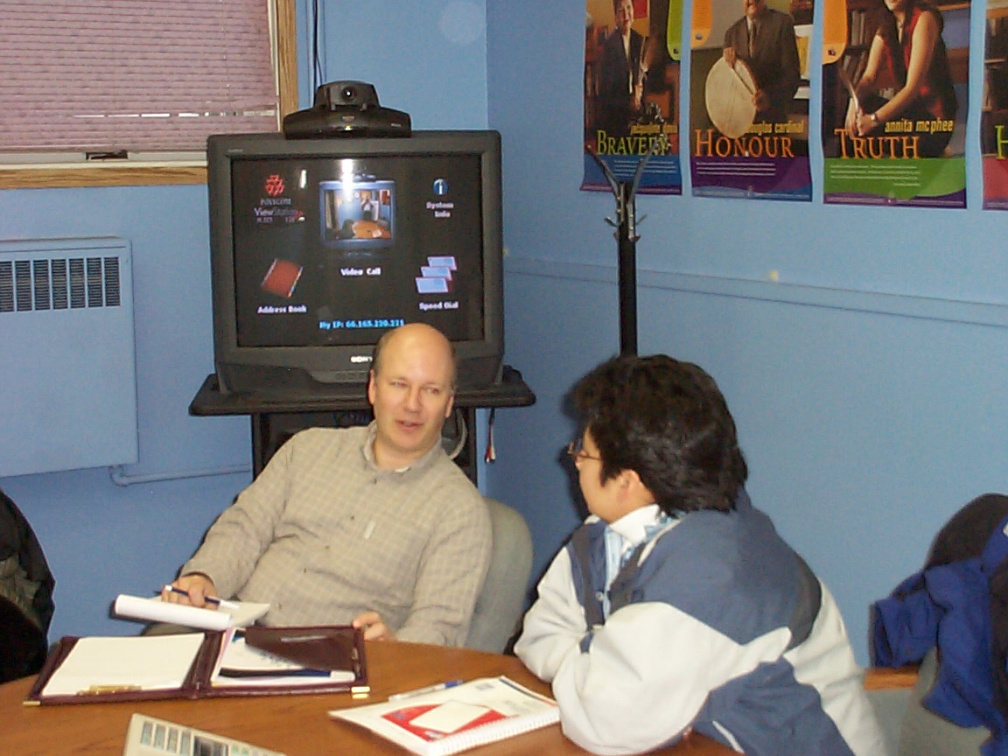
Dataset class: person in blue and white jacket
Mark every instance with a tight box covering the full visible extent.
[514,354,887,756]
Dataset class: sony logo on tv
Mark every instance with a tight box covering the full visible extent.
[350,355,373,364]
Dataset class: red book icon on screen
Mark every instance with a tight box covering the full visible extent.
[261,258,303,298]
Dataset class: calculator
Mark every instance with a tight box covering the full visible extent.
[122,713,287,756]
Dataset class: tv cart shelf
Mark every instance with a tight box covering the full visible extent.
[189,365,535,485]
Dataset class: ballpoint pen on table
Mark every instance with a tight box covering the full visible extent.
[388,679,464,702]
[163,584,240,611]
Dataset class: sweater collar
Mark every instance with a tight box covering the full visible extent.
[360,420,444,476]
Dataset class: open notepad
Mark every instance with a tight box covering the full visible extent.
[38,634,205,698]
[26,625,367,705]
[330,676,559,756]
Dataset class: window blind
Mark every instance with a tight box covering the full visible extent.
[0,0,280,154]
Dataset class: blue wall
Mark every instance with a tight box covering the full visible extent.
[0,1,490,642]
[2,1,1006,668]
[485,0,1008,665]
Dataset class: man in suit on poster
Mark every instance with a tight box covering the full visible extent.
[722,0,801,124]
[598,0,646,137]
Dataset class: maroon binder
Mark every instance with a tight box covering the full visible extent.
[24,625,367,705]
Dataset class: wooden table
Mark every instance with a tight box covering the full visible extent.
[3,640,736,755]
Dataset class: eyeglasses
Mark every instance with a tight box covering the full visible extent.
[566,439,601,462]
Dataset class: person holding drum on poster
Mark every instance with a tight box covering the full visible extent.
[844,0,957,157]
[722,0,802,124]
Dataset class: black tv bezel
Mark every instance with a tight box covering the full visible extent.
[207,129,504,396]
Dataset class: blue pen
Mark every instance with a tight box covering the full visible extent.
[163,584,239,610]
[388,679,464,701]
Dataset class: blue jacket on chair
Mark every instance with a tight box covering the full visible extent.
[873,493,1008,756]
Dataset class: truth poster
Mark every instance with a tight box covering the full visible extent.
[689,0,813,200]
[982,0,1008,209]
[583,0,683,194]
[821,0,969,207]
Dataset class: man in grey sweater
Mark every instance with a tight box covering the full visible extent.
[163,324,491,646]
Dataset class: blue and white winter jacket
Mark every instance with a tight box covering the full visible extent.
[515,491,886,755]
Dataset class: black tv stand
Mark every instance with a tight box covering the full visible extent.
[189,365,535,484]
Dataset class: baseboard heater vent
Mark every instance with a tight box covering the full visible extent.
[0,237,138,477]
[0,255,121,312]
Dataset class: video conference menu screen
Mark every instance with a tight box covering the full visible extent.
[230,154,486,348]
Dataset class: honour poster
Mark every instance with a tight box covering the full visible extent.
[583,0,683,194]
[821,0,969,207]
[688,0,813,200]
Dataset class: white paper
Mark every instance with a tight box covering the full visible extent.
[330,676,560,756]
[113,594,270,631]
[41,634,205,697]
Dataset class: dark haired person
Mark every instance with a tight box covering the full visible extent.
[845,0,957,157]
[162,323,490,645]
[515,354,886,755]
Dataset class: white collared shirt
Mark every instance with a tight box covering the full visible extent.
[601,504,673,616]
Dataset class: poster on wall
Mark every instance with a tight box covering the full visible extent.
[688,0,813,200]
[583,0,683,194]
[821,0,969,207]
[982,0,1008,209]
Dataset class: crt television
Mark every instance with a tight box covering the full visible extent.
[207,130,504,395]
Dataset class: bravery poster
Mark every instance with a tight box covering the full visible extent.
[982,0,1008,209]
[583,0,683,194]
[688,0,813,200]
[821,0,969,207]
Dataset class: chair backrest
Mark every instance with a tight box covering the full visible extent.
[867,649,988,756]
[465,498,533,653]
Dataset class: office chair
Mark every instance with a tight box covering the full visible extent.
[868,649,987,755]
[465,498,534,653]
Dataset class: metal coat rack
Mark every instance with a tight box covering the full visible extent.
[589,144,658,356]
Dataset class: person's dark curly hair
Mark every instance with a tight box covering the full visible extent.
[572,354,747,514]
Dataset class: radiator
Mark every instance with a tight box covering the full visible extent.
[0,237,138,477]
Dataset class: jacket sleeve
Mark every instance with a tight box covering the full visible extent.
[765,13,801,107]
[515,547,589,681]
[394,482,492,646]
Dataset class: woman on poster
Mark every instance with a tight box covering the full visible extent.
[845,0,957,157]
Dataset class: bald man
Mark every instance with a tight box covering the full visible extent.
[164,324,491,646]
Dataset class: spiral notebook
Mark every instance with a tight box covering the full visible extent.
[330,676,559,756]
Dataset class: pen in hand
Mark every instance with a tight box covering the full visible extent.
[163,584,239,610]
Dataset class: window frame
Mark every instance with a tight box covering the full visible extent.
[0,0,298,190]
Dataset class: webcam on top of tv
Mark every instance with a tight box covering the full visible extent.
[283,80,412,139]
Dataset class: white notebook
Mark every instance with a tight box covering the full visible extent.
[330,676,559,756]
[113,594,270,631]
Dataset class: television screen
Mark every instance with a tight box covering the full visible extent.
[208,131,503,395]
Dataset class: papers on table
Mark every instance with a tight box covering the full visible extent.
[330,676,559,756]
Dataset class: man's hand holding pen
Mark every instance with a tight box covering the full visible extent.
[162,573,220,608]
